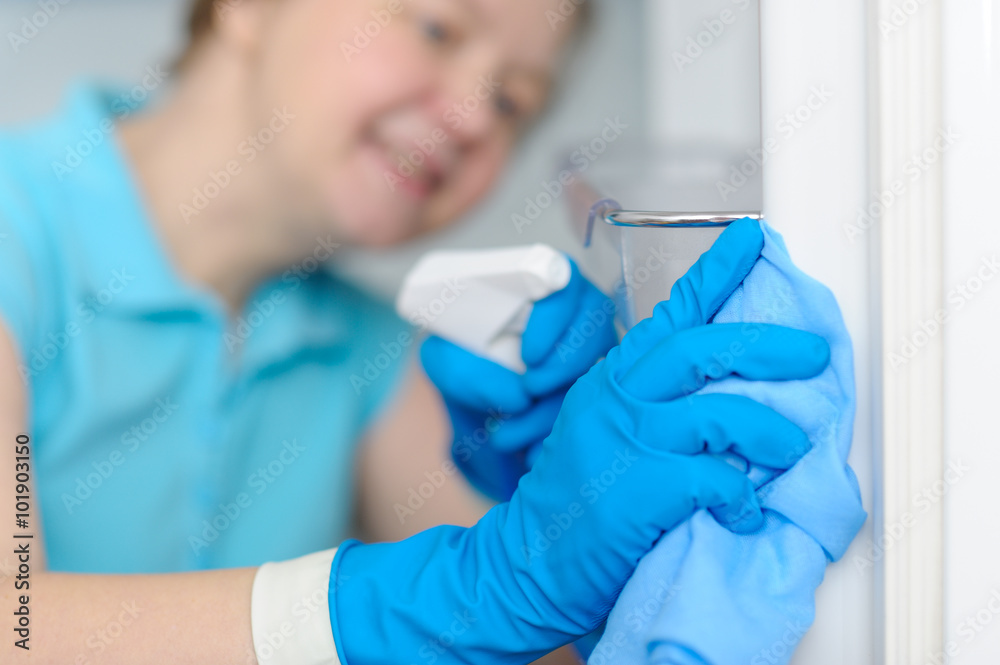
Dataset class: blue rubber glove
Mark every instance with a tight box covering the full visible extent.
[328,219,832,665]
[421,259,617,501]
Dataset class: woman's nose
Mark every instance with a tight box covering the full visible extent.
[439,57,505,145]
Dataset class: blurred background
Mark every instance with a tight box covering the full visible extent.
[6,2,1000,664]
[0,0,762,297]
[0,2,888,664]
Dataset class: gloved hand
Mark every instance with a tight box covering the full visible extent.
[328,219,832,665]
[421,259,617,501]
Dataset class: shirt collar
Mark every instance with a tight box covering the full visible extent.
[232,272,353,378]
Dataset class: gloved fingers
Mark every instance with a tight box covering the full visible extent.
[525,441,543,468]
[674,455,764,533]
[490,393,566,453]
[637,394,811,469]
[444,399,498,439]
[421,336,532,413]
[619,323,830,402]
[615,218,764,367]
[523,283,618,397]
[521,259,586,367]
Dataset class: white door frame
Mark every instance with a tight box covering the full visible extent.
[761,0,947,662]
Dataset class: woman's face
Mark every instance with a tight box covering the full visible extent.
[236,0,579,246]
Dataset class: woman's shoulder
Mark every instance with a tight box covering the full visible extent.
[0,86,98,252]
[0,90,107,357]
[0,158,68,357]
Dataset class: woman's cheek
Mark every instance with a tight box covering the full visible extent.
[339,19,436,106]
[430,140,513,229]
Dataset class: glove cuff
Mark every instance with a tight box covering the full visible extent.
[251,547,342,665]
[330,514,575,665]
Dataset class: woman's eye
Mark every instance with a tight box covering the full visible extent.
[494,93,519,119]
[421,19,451,44]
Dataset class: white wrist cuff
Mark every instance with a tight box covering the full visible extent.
[251,548,342,665]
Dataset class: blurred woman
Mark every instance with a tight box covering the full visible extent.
[0,0,608,662]
[0,1,828,663]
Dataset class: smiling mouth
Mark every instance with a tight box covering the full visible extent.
[375,138,446,201]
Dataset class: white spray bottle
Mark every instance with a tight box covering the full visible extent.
[396,244,572,373]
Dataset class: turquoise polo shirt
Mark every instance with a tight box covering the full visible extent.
[0,83,411,573]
